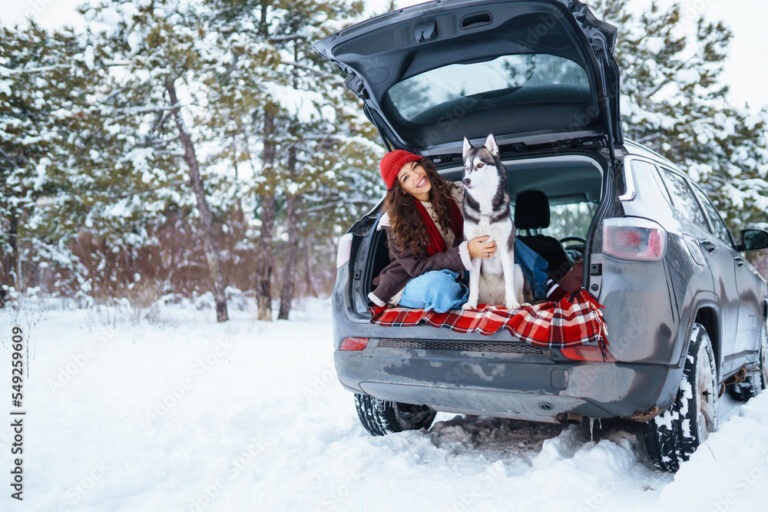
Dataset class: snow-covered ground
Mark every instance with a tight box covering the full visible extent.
[1,297,767,512]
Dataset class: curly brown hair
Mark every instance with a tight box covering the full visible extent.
[384,158,457,254]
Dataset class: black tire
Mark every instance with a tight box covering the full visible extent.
[354,393,437,436]
[642,323,718,472]
[761,329,768,390]
[726,381,757,402]
[726,326,768,401]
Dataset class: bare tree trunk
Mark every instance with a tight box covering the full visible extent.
[165,78,229,322]
[278,146,299,320]
[259,1,269,37]
[302,240,317,298]
[256,107,276,321]
[0,212,18,299]
[6,213,19,288]
[277,193,298,319]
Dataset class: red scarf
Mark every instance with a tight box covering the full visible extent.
[414,199,464,256]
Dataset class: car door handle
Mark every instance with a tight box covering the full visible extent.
[734,256,746,267]
[700,239,716,252]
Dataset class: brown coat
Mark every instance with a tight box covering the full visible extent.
[369,223,468,305]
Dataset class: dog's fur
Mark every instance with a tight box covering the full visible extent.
[461,134,524,310]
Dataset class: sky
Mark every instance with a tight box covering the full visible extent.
[1,0,767,110]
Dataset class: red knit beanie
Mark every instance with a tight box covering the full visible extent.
[379,150,423,189]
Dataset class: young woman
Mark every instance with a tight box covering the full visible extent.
[368,150,497,312]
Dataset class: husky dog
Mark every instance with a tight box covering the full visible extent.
[461,134,524,310]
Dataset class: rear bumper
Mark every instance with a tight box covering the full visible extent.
[335,345,680,421]
[333,256,684,421]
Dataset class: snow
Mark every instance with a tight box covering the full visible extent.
[96,7,124,30]
[263,82,331,124]
[2,297,768,511]
[126,31,144,54]
[644,37,665,54]
[83,46,95,70]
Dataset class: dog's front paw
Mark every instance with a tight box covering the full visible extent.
[461,301,477,311]
[505,299,520,310]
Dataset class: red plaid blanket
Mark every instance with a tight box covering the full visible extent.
[370,289,608,351]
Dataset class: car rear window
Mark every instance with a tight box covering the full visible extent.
[385,54,591,124]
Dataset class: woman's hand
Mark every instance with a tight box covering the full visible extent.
[468,236,497,259]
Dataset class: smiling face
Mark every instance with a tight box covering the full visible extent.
[396,160,431,201]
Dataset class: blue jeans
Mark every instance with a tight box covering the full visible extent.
[398,269,468,313]
[515,238,550,299]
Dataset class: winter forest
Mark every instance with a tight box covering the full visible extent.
[2,0,768,322]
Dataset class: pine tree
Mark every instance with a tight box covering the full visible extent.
[0,21,118,293]
[81,0,231,321]
[2,0,385,311]
[204,0,380,320]
[588,0,768,232]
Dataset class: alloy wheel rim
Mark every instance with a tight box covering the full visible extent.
[761,330,768,388]
[695,341,716,441]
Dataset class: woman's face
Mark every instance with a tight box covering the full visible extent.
[396,161,431,201]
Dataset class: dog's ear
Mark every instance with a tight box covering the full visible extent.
[484,134,499,155]
[484,134,499,156]
[463,137,472,158]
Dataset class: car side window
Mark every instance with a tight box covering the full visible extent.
[660,169,709,232]
[690,183,734,247]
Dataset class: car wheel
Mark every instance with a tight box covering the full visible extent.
[354,393,436,436]
[642,323,718,472]
[761,328,768,390]
[726,326,768,401]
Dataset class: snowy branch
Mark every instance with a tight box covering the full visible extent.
[646,60,691,99]
[107,180,187,200]
[269,35,307,43]
[279,61,340,81]
[105,104,192,116]
[5,63,75,74]
[298,199,375,215]
[151,151,186,158]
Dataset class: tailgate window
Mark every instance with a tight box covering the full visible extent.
[386,54,590,124]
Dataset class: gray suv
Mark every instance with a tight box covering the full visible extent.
[315,0,768,471]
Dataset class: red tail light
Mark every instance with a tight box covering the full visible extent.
[560,345,615,362]
[603,217,666,261]
[340,337,369,351]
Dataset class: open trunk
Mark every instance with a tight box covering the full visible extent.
[314,0,622,154]
[353,151,607,315]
